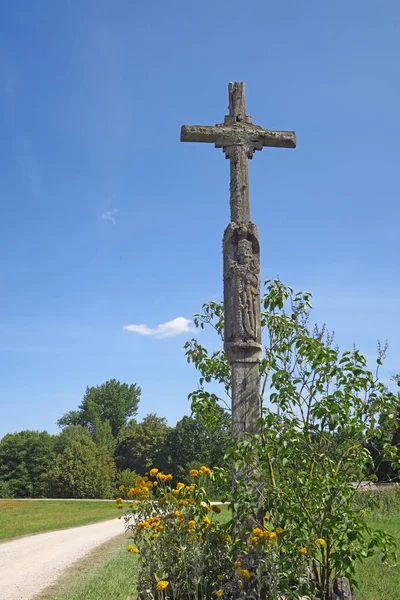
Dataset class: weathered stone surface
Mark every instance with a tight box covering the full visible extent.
[223,222,261,359]
[181,82,295,440]
[331,577,355,600]
[180,122,296,152]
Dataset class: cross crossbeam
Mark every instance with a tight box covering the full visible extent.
[181,82,296,223]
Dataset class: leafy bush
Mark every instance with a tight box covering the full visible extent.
[184,280,399,598]
[0,479,14,498]
[0,430,55,498]
[116,469,138,496]
[48,437,116,498]
[118,468,311,599]
[119,280,399,599]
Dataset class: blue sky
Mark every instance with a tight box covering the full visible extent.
[1,1,399,439]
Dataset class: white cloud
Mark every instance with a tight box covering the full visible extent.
[100,208,119,225]
[123,317,194,339]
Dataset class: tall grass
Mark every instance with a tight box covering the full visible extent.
[353,486,400,516]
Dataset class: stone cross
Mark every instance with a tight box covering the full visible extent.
[181,82,296,440]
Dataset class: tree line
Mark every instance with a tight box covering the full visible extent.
[1,372,399,499]
[0,379,231,499]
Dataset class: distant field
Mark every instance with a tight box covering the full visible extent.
[355,515,400,600]
[0,500,118,541]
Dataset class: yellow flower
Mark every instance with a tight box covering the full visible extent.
[151,533,159,540]
[203,516,211,527]
[175,510,182,518]
[276,527,283,534]
[179,499,189,506]
[188,520,196,529]
[203,504,211,513]
[252,527,263,536]
[216,589,223,597]
[190,469,199,478]
[149,468,159,477]
[269,532,277,542]
[317,538,326,547]
[165,474,173,481]
[176,482,185,490]
[115,497,123,504]
[300,547,307,555]
[238,569,250,579]
[127,545,139,553]
[119,485,125,491]
[156,580,169,591]
[233,560,241,569]
[129,503,134,508]
[199,465,211,474]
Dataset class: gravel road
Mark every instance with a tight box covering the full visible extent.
[0,518,123,600]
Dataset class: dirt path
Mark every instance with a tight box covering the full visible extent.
[0,518,124,600]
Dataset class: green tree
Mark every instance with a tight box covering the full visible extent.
[159,411,231,482]
[48,436,116,499]
[185,280,398,597]
[116,413,170,474]
[368,373,400,481]
[0,430,55,497]
[53,425,92,454]
[58,379,141,439]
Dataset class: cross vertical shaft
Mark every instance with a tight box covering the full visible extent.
[181,82,296,442]
[228,147,250,223]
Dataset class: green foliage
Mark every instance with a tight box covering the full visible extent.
[159,413,231,485]
[58,379,141,439]
[116,469,138,494]
[116,413,170,474]
[0,430,55,498]
[92,414,116,456]
[353,487,400,516]
[368,373,400,481]
[48,437,116,499]
[0,480,14,498]
[185,280,399,598]
[120,469,310,600]
[53,425,93,454]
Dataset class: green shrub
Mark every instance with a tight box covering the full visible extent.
[0,479,14,498]
[118,468,311,600]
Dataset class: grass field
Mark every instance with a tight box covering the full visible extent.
[8,497,400,600]
[355,515,400,600]
[0,500,117,541]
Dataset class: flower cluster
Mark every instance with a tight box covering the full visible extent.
[116,465,319,599]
